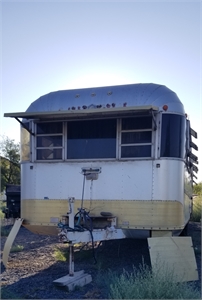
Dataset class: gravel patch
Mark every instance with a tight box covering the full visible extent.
[1,222,201,299]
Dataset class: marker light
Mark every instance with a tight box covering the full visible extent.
[163,105,168,111]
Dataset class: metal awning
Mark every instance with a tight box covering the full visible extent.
[4,105,159,121]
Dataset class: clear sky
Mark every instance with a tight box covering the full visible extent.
[1,0,201,182]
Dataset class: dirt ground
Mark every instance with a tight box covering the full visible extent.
[0,221,201,299]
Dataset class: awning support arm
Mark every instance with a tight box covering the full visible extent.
[14,117,35,136]
[150,109,157,131]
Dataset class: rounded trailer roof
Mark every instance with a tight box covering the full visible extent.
[26,83,185,115]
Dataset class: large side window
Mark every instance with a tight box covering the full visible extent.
[121,116,152,158]
[160,114,185,158]
[36,122,63,160]
[67,119,116,159]
[35,117,155,161]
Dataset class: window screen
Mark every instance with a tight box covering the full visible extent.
[37,122,63,134]
[122,117,152,130]
[36,122,63,160]
[67,119,116,159]
[121,116,152,158]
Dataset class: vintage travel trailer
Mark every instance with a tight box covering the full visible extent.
[4,83,199,287]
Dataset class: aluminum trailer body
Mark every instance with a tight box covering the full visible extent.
[4,83,198,238]
[4,83,199,284]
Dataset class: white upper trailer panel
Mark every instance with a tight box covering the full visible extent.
[4,83,185,119]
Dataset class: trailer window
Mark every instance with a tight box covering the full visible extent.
[160,114,185,158]
[21,122,30,161]
[67,119,116,159]
[36,122,63,160]
[121,116,152,158]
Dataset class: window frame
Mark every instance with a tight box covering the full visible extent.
[34,115,155,162]
[160,112,186,159]
[34,121,64,161]
[66,118,117,161]
[119,116,154,159]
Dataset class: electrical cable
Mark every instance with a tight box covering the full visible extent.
[83,210,97,264]
[81,173,86,209]
[72,171,97,263]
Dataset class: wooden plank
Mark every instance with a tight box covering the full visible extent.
[148,237,198,282]
[3,218,23,267]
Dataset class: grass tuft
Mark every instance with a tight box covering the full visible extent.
[96,261,200,299]
[53,247,68,261]
[53,243,95,263]
[10,244,24,253]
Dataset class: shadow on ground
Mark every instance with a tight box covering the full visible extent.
[1,238,150,299]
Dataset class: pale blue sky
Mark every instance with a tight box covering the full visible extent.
[1,0,201,181]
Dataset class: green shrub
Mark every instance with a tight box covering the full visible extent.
[0,209,5,219]
[191,196,202,222]
[193,182,202,195]
[98,261,200,299]
[0,200,6,220]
